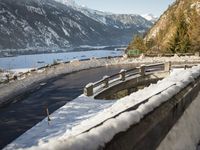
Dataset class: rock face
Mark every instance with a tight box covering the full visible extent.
[0,0,152,50]
[144,0,200,53]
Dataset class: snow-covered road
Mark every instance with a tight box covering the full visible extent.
[4,65,200,150]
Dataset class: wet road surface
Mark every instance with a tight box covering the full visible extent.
[0,64,136,149]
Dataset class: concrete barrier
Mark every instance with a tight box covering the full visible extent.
[84,63,170,99]
[94,71,169,100]
[104,73,200,150]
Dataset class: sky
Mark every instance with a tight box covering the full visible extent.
[75,0,175,16]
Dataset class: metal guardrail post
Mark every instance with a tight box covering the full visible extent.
[164,62,171,72]
[46,107,51,124]
[120,69,126,81]
[184,65,188,70]
[103,76,109,88]
[84,83,94,96]
[139,65,145,76]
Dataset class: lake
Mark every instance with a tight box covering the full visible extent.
[0,50,123,70]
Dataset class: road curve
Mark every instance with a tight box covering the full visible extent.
[0,64,135,149]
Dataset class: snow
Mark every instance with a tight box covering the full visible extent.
[48,27,59,39]
[62,28,70,36]
[4,65,200,150]
[26,6,45,16]
[0,72,9,82]
[54,0,77,7]
[4,96,114,150]
[85,83,93,88]
[157,88,200,150]
[10,68,33,73]
[120,55,200,65]
[142,14,158,23]
[119,69,126,73]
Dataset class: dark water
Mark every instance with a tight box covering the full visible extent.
[0,64,136,149]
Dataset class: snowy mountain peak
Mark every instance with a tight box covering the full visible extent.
[54,0,77,7]
[142,14,158,23]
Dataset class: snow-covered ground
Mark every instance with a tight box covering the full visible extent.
[4,96,115,150]
[4,65,200,150]
[120,54,200,65]
[10,68,34,73]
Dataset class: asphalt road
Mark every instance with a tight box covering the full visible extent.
[0,64,136,149]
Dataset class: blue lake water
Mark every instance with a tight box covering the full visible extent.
[0,50,123,70]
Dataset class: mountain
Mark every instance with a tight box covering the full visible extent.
[0,0,153,50]
[143,0,200,53]
[78,7,152,31]
[55,0,152,31]
[142,14,158,23]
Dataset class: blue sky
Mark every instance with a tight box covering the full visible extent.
[75,0,175,16]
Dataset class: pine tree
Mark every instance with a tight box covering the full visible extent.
[168,34,178,53]
[146,38,155,50]
[168,13,190,53]
[188,9,200,52]
[127,35,147,53]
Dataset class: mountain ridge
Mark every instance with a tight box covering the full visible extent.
[0,0,153,51]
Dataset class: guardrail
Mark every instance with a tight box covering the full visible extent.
[84,62,171,96]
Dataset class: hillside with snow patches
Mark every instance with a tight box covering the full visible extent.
[0,0,153,50]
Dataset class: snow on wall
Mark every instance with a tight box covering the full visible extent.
[4,65,200,150]
[157,88,200,150]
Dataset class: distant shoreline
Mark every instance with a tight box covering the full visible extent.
[0,45,126,58]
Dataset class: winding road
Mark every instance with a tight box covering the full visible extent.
[0,64,135,149]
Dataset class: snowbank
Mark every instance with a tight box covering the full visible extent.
[4,65,200,150]
[10,68,33,73]
[4,96,115,150]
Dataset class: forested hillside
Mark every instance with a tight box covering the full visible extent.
[127,0,200,54]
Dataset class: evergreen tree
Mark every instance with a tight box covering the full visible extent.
[168,13,190,53]
[146,38,155,50]
[188,9,200,52]
[168,34,178,53]
[127,35,147,53]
